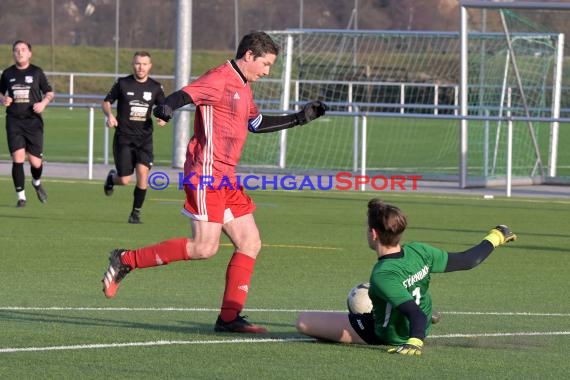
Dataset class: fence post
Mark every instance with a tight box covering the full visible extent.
[434,84,439,115]
[88,107,94,180]
[69,73,74,110]
[349,82,359,172]
[360,115,367,191]
[104,121,109,166]
[400,84,405,114]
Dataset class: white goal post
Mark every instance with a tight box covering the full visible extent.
[460,1,570,189]
[233,8,570,189]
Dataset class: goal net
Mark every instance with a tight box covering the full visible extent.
[460,1,569,186]
[238,6,568,185]
[243,30,463,177]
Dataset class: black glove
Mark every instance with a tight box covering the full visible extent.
[296,101,328,126]
[153,104,173,122]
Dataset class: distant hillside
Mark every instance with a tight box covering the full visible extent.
[0,44,231,95]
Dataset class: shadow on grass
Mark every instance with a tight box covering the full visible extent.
[0,309,303,339]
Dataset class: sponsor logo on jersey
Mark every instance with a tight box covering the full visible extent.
[233,92,240,100]
[13,85,30,103]
[128,100,149,121]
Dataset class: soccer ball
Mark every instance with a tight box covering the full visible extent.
[347,282,373,314]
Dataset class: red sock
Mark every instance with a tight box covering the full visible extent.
[120,238,189,269]
[220,252,256,322]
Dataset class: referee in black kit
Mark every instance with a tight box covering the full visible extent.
[0,40,54,208]
[102,51,166,224]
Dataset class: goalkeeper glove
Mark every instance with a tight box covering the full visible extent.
[387,337,423,356]
[153,104,173,122]
[484,224,517,248]
[296,100,328,126]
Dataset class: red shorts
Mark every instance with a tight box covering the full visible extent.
[182,181,256,224]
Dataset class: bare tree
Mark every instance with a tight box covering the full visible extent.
[0,0,474,49]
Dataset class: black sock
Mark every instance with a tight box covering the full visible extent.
[31,164,43,181]
[133,186,147,211]
[12,162,25,192]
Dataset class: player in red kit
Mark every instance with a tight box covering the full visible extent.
[101,31,327,333]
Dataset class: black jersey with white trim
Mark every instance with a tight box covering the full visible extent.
[0,64,53,119]
[104,75,165,136]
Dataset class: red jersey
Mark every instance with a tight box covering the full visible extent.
[182,61,259,182]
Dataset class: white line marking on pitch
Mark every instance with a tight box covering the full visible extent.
[430,331,570,339]
[0,337,313,354]
[1,331,570,354]
[441,311,570,317]
[2,307,569,354]
[1,307,569,317]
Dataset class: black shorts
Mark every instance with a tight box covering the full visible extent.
[113,133,154,177]
[6,116,44,157]
[348,312,383,345]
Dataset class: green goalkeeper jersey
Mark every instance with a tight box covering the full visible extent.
[369,242,449,345]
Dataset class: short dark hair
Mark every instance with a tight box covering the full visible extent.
[134,51,151,59]
[235,31,280,60]
[367,198,407,246]
[12,40,32,51]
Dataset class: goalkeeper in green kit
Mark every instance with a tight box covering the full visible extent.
[296,198,516,356]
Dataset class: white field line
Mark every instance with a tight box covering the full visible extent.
[1,307,569,354]
[1,332,570,354]
[430,331,570,339]
[1,306,570,317]
[0,337,313,354]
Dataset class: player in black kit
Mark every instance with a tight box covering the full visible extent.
[102,51,166,224]
[0,40,54,207]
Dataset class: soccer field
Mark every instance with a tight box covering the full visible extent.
[0,179,569,379]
